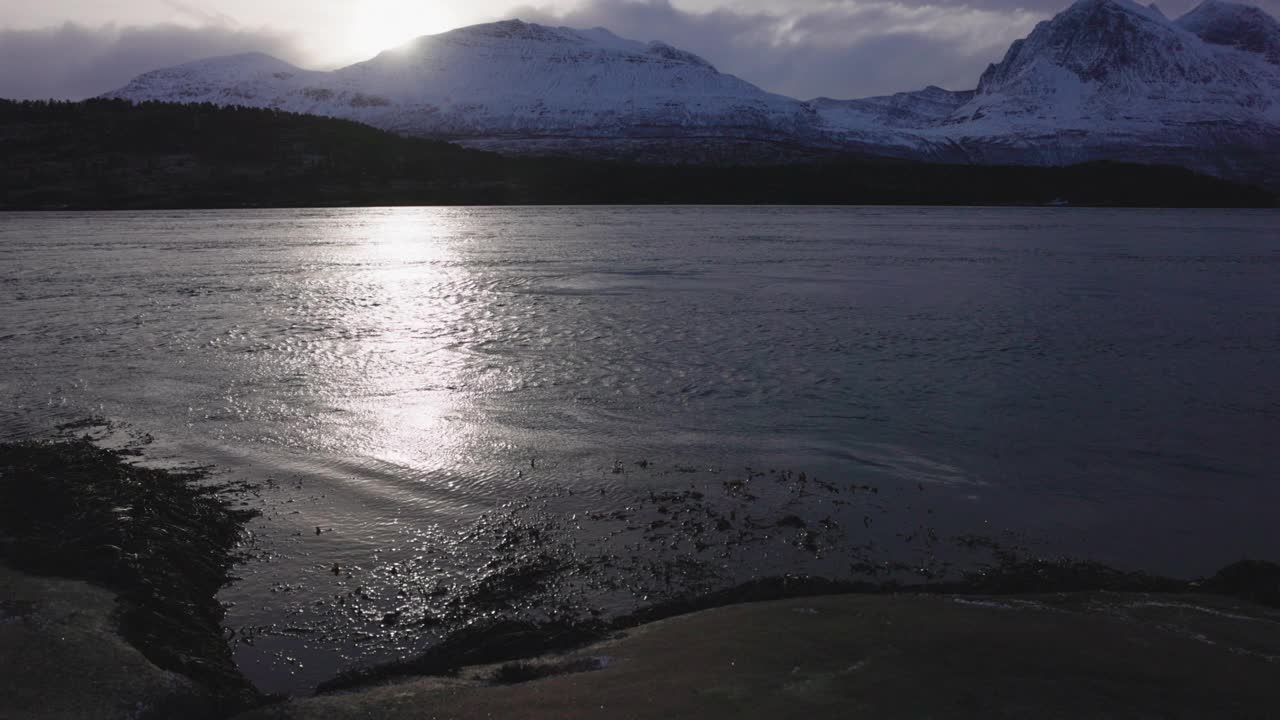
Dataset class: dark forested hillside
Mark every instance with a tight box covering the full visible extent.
[1,99,1274,209]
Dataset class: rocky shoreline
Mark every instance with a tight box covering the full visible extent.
[0,439,262,718]
[2,439,1278,719]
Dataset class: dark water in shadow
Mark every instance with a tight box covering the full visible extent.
[2,206,1278,693]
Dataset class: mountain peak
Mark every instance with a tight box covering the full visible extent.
[427,19,643,52]
[365,19,717,73]
[445,19,569,42]
[176,52,299,72]
[645,41,715,69]
[108,51,308,95]
[976,0,1222,92]
[1176,0,1280,63]
[1065,0,1172,23]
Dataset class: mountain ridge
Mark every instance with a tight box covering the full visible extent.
[102,1,1280,187]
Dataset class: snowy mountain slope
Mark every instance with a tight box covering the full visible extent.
[906,0,1280,183]
[106,20,823,145]
[103,2,1280,186]
[804,87,974,157]
[1177,0,1280,64]
[801,0,1280,181]
[811,87,976,131]
[944,0,1279,129]
[110,53,325,105]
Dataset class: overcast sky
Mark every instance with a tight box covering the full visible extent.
[1,0,1274,101]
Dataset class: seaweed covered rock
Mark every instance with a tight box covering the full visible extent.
[0,439,261,715]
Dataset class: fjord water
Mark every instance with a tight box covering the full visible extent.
[3,206,1279,692]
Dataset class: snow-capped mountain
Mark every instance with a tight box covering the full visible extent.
[918,0,1280,182]
[1177,0,1280,64]
[104,0,1280,186]
[106,21,822,149]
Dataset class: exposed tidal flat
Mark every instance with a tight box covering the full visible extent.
[2,206,1280,713]
[3,439,1280,719]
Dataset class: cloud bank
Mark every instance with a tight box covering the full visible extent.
[0,0,1043,102]
[0,23,305,101]
[4,0,1277,102]
[506,0,1044,98]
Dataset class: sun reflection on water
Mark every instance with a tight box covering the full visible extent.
[317,207,478,488]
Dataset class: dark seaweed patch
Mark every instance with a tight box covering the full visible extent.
[317,619,606,692]
[490,656,609,685]
[0,439,263,715]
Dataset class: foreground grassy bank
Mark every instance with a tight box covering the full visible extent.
[2,99,1275,209]
[2,438,1278,719]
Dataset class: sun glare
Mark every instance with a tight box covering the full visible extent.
[346,2,458,60]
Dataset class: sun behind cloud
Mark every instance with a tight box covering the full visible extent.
[344,0,460,60]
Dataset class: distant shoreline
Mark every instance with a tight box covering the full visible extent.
[3,100,1276,211]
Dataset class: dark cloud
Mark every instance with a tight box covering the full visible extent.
[505,0,1044,98]
[3,0,1276,103]
[773,0,1280,17]
[0,23,305,101]
[505,0,1280,99]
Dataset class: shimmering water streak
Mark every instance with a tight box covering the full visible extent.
[2,206,1279,693]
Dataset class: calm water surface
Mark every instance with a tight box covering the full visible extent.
[2,206,1278,692]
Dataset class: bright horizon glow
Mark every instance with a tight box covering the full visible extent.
[343,1,462,62]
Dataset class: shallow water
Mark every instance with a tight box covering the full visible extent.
[2,206,1279,693]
